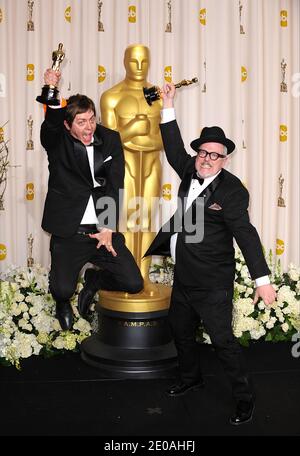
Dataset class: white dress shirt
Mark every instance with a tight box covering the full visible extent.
[80,142,100,224]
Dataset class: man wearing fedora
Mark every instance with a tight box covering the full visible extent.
[145,83,276,425]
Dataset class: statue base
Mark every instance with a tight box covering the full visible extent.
[36,85,60,106]
[81,284,178,378]
[99,282,171,312]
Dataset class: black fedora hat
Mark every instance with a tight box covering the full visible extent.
[190,126,235,154]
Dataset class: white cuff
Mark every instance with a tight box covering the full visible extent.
[255,275,270,287]
[48,97,63,109]
[161,107,176,123]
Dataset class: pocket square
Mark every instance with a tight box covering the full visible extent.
[208,203,222,210]
[103,155,112,163]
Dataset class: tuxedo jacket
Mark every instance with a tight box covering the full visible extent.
[40,106,124,238]
[145,120,270,289]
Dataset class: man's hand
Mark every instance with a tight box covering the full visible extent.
[253,284,277,307]
[44,68,61,86]
[160,83,176,108]
[89,228,117,256]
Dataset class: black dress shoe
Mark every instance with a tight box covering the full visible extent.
[166,380,205,397]
[78,269,99,317]
[78,288,95,317]
[230,400,255,425]
[56,301,73,331]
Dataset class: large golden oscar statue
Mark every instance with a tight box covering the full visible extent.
[99,44,171,312]
[80,45,176,377]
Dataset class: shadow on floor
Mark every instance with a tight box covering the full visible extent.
[1,342,299,436]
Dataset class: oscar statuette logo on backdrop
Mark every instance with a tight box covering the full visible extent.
[27,0,34,31]
[98,1,104,31]
[26,116,34,150]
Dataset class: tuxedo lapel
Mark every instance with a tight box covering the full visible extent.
[92,131,103,148]
[70,130,106,185]
[73,140,93,183]
[93,149,104,182]
[178,174,192,211]
[178,159,196,210]
[202,170,224,207]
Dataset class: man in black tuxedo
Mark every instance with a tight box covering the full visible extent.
[145,83,276,425]
[40,69,143,331]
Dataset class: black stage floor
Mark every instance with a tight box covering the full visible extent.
[1,342,299,437]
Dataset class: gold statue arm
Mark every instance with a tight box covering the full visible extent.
[100,97,118,130]
[121,116,150,143]
[121,114,165,152]
[101,103,147,143]
[101,95,162,151]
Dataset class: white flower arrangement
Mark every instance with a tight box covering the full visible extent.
[0,264,92,369]
[232,249,300,346]
[1,249,299,369]
[150,249,300,346]
[150,256,174,286]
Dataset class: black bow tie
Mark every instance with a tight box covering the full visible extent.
[87,133,103,147]
[88,138,103,147]
[192,172,204,185]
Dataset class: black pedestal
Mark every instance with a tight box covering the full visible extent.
[81,307,178,378]
[36,85,60,106]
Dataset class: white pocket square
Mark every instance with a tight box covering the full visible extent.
[208,203,222,210]
[103,155,112,163]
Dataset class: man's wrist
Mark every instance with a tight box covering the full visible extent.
[48,97,67,109]
[97,225,113,233]
[255,276,270,287]
[161,107,176,123]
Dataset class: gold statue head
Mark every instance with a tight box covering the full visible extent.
[124,44,150,82]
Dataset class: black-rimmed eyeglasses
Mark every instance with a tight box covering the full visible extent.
[197,149,227,161]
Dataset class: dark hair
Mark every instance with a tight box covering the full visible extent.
[64,94,96,127]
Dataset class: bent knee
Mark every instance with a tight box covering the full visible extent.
[50,284,75,302]
[125,277,144,294]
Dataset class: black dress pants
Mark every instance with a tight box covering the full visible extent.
[168,278,253,401]
[49,232,143,302]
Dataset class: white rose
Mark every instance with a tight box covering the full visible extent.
[266,317,276,329]
[289,270,299,282]
[281,322,289,332]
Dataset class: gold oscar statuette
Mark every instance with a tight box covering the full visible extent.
[280,58,287,93]
[100,44,170,310]
[242,119,246,149]
[202,61,207,93]
[26,115,34,150]
[81,45,178,377]
[36,43,65,106]
[27,0,34,31]
[0,121,9,211]
[278,174,286,207]
[98,1,104,31]
[27,233,34,267]
[143,77,198,106]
